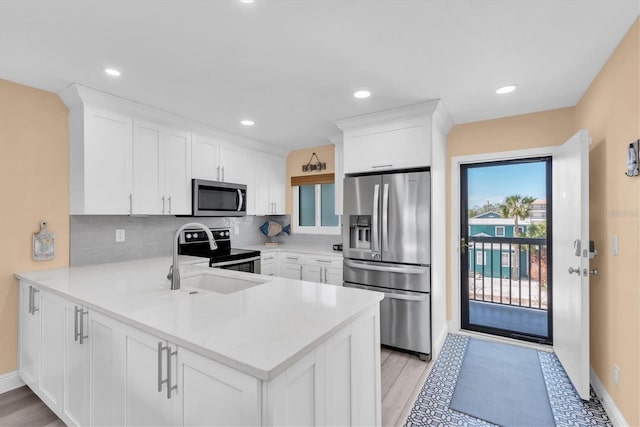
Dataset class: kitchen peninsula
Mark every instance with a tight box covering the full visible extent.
[16,258,382,426]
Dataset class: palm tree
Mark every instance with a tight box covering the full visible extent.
[499,194,535,279]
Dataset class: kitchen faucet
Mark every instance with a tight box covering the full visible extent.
[168,222,217,290]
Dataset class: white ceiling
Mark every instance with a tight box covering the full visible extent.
[0,1,637,150]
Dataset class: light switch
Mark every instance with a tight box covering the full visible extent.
[612,235,619,256]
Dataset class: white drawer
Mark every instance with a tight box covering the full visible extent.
[305,256,342,268]
[279,252,304,265]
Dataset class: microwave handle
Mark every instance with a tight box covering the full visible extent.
[237,189,244,211]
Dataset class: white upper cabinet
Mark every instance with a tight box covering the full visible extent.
[219,144,246,184]
[192,135,221,181]
[335,100,450,174]
[252,152,286,215]
[132,120,191,215]
[69,106,134,215]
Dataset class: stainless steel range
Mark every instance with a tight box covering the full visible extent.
[178,228,261,273]
[342,170,431,361]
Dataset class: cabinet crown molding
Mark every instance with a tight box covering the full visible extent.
[334,99,442,132]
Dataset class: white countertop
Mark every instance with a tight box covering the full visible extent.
[15,257,380,380]
[245,243,343,257]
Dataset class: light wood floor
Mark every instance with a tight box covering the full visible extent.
[1,348,433,427]
[0,386,64,427]
[381,346,434,426]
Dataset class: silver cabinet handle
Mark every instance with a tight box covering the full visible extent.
[372,184,380,253]
[31,287,39,314]
[299,265,303,280]
[382,183,389,251]
[273,201,277,213]
[568,266,581,275]
[319,267,323,282]
[166,345,178,399]
[222,166,225,182]
[237,189,243,211]
[263,255,275,261]
[372,164,392,169]
[28,286,33,315]
[217,166,220,181]
[286,256,299,261]
[129,193,133,214]
[158,342,168,392]
[79,308,89,344]
[168,196,172,214]
[74,306,81,342]
[161,196,166,214]
[316,259,332,264]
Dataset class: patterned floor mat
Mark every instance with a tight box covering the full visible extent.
[404,334,612,427]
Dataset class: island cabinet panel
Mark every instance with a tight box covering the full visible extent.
[88,311,122,427]
[121,326,180,426]
[62,302,90,426]
[19,282,40,388]
[178,348,261,426]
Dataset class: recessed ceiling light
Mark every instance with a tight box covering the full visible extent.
[241,120,255,126]
[354,90,371,99]
[104,68,121,77]
[239,0,254,3]
[496,85,517,94]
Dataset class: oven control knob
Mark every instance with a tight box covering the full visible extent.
[186,233,192,239]
[225,231,229,237]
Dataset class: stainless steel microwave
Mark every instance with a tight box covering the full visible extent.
[191,179,246,216]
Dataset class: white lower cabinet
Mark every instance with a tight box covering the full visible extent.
[18,280,380,426]
[18,283,65,413]
[260,252,277,276]
[277,252,343,286]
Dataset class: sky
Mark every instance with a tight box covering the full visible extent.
[466,161,547,208]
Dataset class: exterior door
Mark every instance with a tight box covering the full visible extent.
[381,171,431,265]
[552,129,591,400]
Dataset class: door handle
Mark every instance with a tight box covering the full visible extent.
[31,288,39,314]
[568,266,581,275]
[161,196,166,214]
[382,183,389,251]
[372,184,380,253]
[28,286,33,315]
[222,166,225,182]
[382,292,427,302]
[345,259,428,275]
[79,308,89,344]
[237,189,243,211]
[74,306,81,341]
[460,237,471,254]
[158,342,168,393]
[129,193,133,214]
[299,265,303,280]
[166,345,178,399]
[167,196,172,214]
[216,166,220,181]
[588,268,599,276]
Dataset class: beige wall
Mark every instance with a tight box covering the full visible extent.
[575,18,640,425]
[446,18,640,425]
[285,144,335,213]
[0,79,69,375]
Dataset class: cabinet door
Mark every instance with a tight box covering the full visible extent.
[279,264,302,280]
[324,267,344,286]
[254,153,271,215]
[178,348,260,426]
[62,303,90,427]
[220,144,245,184]
[261,262,276,277]
[191,135,220,181]
[18,282,40,388]
[122,327,178,426]
[81,107,133,214]
[133,120,162,214]
[162,128,191,215]
[266,349,325,426]
[301,265,323,283]
[269,155,287,215]
[38,290,65,412]
[89,310,125,427]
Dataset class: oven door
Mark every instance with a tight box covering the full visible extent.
[210,256,261,274]
[193,179,246,216]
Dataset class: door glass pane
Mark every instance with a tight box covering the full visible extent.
[299,185,316,226]
[320,184,339,226]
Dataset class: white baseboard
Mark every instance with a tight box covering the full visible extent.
[432,322,449,361]
[0,371,25,394]
[590,367,628,427]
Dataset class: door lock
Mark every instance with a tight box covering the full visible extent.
[460,238,471,254]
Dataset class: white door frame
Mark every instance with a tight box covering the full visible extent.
[449,146,557,334]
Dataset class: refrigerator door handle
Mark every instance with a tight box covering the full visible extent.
[372,184,380,253]
[382,183,389,251]
[382,292,427,302]
[344,259,428,275]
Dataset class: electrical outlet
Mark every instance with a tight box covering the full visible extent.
[115,229,126,243]
[612,235,619,256]
[234,224,240,235]
[613,364,620,388]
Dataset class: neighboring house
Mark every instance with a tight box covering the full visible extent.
[468,212,532,279]
[530,199,547,223]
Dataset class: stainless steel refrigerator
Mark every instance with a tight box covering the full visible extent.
[343,170,431,360]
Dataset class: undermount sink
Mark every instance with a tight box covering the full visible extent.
[180,271,268,294]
